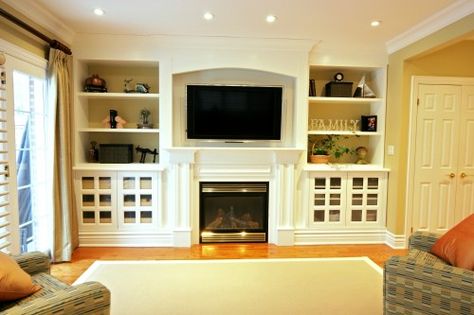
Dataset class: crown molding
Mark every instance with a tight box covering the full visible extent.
[3,0,75,45]
[386,0,474,54]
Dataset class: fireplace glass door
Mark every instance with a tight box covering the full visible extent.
[200,182,268,243]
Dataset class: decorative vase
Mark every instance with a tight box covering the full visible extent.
[310,154,329,164]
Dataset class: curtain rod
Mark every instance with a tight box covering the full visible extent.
[0,7,71,55]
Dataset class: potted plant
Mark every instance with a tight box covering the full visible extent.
[309,135,353,164]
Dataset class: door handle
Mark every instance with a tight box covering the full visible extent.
[449,173,455,178]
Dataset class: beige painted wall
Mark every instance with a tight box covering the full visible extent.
[386,13,474,235]
[0,2,52,58]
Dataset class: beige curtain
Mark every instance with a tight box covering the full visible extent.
[47,48,78,262]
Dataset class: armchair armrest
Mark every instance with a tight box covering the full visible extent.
[384,255,474,314]
[13,252,50,275]
[3,282,110,315]
[408,231,440,252]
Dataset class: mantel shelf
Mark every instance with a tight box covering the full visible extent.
[307,130,381,136]
[78,128,160,134]
[77,92,160,100]
[308,96,383,104]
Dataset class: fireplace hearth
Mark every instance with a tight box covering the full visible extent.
[200,182,269,243]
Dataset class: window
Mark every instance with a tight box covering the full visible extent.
[13,70,49,253]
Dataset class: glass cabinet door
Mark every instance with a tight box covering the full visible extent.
[310,174,346,226]
[117,172,158,230]
[76,172,117,231]
[347,174,385,225]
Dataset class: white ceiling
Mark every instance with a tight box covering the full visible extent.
[6,0,472,50]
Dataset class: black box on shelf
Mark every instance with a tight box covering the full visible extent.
[99,144,133,163]
[325,81,353,97]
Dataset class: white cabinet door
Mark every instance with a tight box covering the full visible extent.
[117,172,158,230]
[346,173,386,226]
[75,171,117,232]
[309,174,346,227]
[308,172,386,229]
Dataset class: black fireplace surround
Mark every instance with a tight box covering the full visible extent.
[200,182,269,243]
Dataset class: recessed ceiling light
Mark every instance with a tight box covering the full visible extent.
[94,8,105,16]
[203,12,214,21]
[371,20,381,27]
[266,15,277,23]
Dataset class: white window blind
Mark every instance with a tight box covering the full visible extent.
[0,64,11,253]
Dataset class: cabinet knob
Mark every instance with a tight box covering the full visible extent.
[449,173,455,178]
[460,172,468,178]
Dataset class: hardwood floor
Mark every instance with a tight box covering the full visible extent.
[51,243,407,285]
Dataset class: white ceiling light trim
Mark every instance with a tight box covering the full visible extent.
[3,0,76,45]
[94,8,105,16]
[370,20,381,27]
[203,12,214,20]
[386,0,474,54]
[266,15,277,23]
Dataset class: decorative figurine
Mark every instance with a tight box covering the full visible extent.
[136,146,158,163]
[137,108,152,128]
[102,109,127,128]
[353,75,376,98]
[88,141,98,162]
[135,83,150,93]
[123,78,133,93]
[356,146,369,164]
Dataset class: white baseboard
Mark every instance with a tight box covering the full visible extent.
[78,231,174,247]
[294,229,387,245]
[384,230,407,249]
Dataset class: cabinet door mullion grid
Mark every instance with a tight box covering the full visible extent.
[347,173,384,225]
[76,171,117,231]
[310,174,346,226]
[117,172,158,230]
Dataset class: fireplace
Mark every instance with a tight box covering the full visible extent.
[199,182,268,243]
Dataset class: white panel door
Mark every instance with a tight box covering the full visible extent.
[412,84,461,234]
[456,85,474,221]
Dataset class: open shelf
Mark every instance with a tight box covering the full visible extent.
[78,92,160,100]
[79,128,160,134]
[308,96,383,104]
[308,130,382,136]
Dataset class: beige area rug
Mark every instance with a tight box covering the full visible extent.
[74,257,383,315]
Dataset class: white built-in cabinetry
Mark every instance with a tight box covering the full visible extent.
[73,60,163,245]
[73,60,160,168]
[301,65,389,240]
[309,172,387,228]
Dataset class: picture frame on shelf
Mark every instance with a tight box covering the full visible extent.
[361,115,377,132]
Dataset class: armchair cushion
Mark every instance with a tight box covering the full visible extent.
[431,214,474,271]
[0,253,41,302]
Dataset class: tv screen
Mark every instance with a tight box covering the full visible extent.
[186,85,282,140]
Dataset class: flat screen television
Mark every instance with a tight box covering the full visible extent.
[186,84,283,141]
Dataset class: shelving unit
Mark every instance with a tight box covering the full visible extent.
[307,65,386,167]
[303,64,389,236]
[74,60,160,167]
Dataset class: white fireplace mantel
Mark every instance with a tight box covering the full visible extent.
[163,147,304,165]
[163,147,304,246]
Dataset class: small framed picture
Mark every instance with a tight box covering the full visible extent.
[361,115,377,132]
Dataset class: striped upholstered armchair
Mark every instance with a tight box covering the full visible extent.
[0,251,110,314]
[384,231,474,315]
